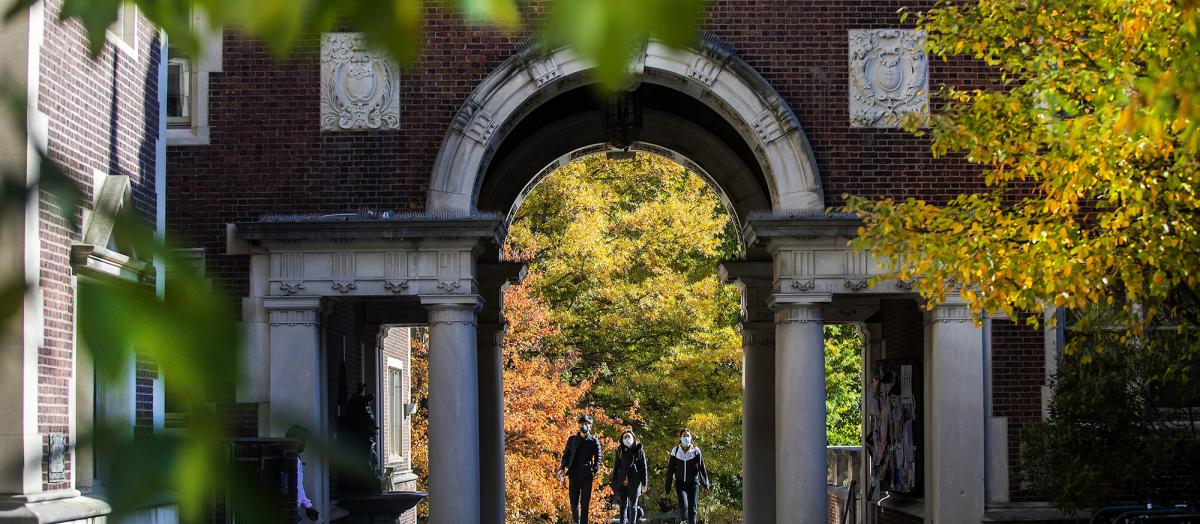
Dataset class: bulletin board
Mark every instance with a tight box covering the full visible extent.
[866,358,923,496]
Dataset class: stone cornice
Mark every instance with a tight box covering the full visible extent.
[233,213,505,246]
[742,212,863,247]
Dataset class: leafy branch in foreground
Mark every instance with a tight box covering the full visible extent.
[6,0,704,90]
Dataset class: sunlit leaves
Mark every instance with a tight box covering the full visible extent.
[506,152,745,516]
[825,324,863,447]
[850,0,1200,341]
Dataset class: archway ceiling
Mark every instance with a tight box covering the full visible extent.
[478,83,773,229]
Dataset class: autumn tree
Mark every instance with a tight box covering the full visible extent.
[847,0,1200,347]
[507,153,746,518]
[500,278,620,523]
[845,0,1200,510]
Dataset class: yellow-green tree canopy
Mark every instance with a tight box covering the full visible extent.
[848,1,1200,345]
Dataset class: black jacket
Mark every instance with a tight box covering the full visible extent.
[664,445,710,491]
[610,443,648,490]
[559,433,602,477]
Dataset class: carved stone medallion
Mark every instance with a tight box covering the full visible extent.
[321,33,400,131]
[848,29,928,128]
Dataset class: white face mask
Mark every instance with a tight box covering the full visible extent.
[680,436,691,446]
[622,436,634,447]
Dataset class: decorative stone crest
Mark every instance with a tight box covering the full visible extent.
[321,33,400,131]
[848,29,928,128]
[332,281,358,294]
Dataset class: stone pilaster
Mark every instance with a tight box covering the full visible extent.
[720,261,777,524]
[264,296,326,521]
[924,297,985,523]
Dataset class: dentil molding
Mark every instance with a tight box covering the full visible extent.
[848,29,928,128]
[321,33,400,131]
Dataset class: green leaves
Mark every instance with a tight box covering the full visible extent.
[545,0,703,89]
[35,0,704,92]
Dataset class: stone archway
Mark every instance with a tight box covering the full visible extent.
[427,36,825,216]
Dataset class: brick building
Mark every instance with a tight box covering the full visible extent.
[1,1,1064,523]
[0,0,176,521]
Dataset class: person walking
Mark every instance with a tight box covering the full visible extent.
[610,430,648,524]
[285,425,321,523]
[558,414,602,524]
[664,428,709,524]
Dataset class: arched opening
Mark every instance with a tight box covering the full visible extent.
[426,39,825,217]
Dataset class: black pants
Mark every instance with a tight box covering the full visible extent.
[568,473,594,524]
[616,483,640,524]
[675,482,699,524]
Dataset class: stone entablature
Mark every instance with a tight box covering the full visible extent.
[231,214,504,299]
[743,214,915,298]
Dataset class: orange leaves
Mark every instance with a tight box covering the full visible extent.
[500,283,618,523]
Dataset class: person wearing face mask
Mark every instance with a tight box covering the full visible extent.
[557,414,602,524]
[664,428,710,524]
[610,430,648,524]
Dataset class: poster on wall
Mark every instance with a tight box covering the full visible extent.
[866,359,922,496]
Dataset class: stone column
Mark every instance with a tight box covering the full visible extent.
[774,302,827,523]
[424,297,482,524]
[264,296,326,522]
[741,321,776,523]
[476,263,521,523]
[924,297,985,523]
[477,322,505,524]
[721,263,776,524]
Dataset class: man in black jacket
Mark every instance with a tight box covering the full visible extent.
[557,414,602,524]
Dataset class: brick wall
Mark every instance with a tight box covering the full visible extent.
[991,319,1045,501]
[879,298,924,360]
[166,0,1000,308]
[36,0,160,490]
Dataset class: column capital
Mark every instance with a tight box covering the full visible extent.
[421,293,485,311]
[773,303,823,324]
[718,260,772,286]
[262,296,322,311]
[769,293,830,309]
[737,320,777,335]
[926,295,977,324]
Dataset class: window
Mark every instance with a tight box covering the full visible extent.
[106,4,138,57]
[159,248,208,432]
[166,48,191,126]
[388,363,403,461]
[165,9,222,145]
